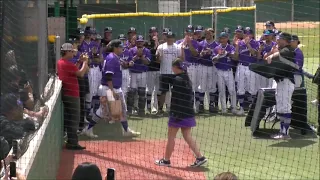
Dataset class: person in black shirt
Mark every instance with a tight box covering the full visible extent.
[155,59,207,167]
[101,27,112,45]
[145,27,161,114]
[265,32,296,140]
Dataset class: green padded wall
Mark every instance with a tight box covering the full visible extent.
[255,0,292,22]
[294,0,320,21]
[216,10,255,39]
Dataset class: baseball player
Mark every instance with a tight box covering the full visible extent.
[291,35,304,87]
[127,35,151,116]
[127,27,137,47]
[236,27,260,115]
[101,26,112,45]
[118,34,131,97]
[93,39,140,137]
[146,27,161,114]
[161,28,171,44]
[198,28,219,113]
[212,32,239,114]
[179,25,200,111]
[265,32,296,139]
[257,30,277,89]
[156,32,182,114]
[194,25,204,42]
[78,27,97,123]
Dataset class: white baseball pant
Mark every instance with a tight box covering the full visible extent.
[187,64,199,91]
[146,71,160,111]
[236,64,258,95]
[130,72,147,88]
[276,78,295,114]
[294,74,302,88]
[88,66,102,97]
[197,65,218,93]
[122,69,130,94]
[217,69,237,110]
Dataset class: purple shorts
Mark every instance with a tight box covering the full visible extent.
[168,116,196,128]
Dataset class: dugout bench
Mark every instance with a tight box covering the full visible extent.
[245,87,312,135]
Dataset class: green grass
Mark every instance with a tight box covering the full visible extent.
[89,113,319,180]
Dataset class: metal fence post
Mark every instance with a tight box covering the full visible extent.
[214,10,218,40]
[55,36,61,74]
[189,9,192,25]
[38,0,48,95]
[162,14,165,30]
[291,0,294,21]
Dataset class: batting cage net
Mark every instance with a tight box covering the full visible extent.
[0,0,319,180]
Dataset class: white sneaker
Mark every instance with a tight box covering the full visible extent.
[311,99,318,106]
[83,127,98,138]
[234,107,245,116]
[123,128,141,137]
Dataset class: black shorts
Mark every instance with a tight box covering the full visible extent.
[160,74,175,92]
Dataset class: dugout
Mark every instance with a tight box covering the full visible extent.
[78,6,256,39]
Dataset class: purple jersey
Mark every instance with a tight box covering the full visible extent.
[175,39,183,45]
[70,51,81,65]
[183,40,199,64]
[261,41,277,58]
[238,39,259,65]
[294,47,304,74]
[213,44,236,71]
[198,40,219,66]
[129,47,151,73]
[101,53,122,88]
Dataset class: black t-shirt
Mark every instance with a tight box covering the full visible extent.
[145,40,160,71]
[170,73,195,119]
[274,45,295,83]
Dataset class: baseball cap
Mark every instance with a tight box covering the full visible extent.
[244,27,254,34]
[96,34,102,40]
[128,27,137,33]
[265,21,275,27]
[84,26,92,35]
[90,28,97,34]
[109,39,124,48]
[263,29,274,36]
[219,32,229,38]
[222,27,231,34]
[118,34,126,40]
[235,25,244,33]
[104,27,113,33]
[291,35,300,44]
[278,32,292,42]
[136,35,145,42]
[162,28,171,35]
[166,31,175,38]
[77,28,84,35]
[61,43,77,51]
[195,25,204,32]
[0,93,20,114]
[185,25,194,33]
[149,27,158,33]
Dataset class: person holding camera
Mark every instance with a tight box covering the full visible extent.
[57,43,89,150]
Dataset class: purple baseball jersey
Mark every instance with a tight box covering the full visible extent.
[213,44,236,71]
[129,47,151,73]
[183,40,199,64]
[238,39,259,65]
[198,40,219,66]
[294,47,304,74]
[101,53,122,88]
[175,39,183,45]
[261,41,277,58]
[70,51,81,65]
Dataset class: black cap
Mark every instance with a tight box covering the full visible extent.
[149,27,158,33]
[166,31,175,38]
[118,34,126,40]
[90,28,97,34]
[162,28,171,35]
[128,27,137,33]
[104,27,113,33]
[84,26,92,35]
[136,35,145,42]
[291,35,300,44]
[185,25,194,33]
[244,27,254,34]
[278,32,292,42]
[109,39,123,48]
[219,32,229,38]
[235,25,244,33]
[265,21,275,27]
[195,25,204,32]
[76,28,84,35]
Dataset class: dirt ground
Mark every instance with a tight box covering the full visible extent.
[256,21,320,30]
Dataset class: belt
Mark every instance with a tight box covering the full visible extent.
[217,68,232,71]
[239,63,249,66]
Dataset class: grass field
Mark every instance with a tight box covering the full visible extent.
[73,26,320,180]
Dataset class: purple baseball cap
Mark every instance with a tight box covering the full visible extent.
[136,35,145,42]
